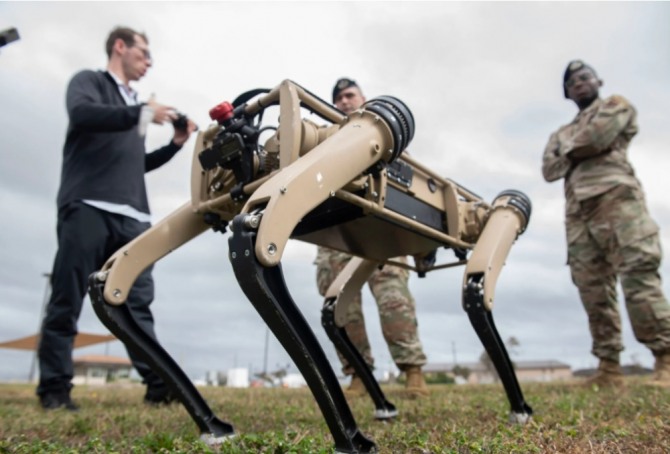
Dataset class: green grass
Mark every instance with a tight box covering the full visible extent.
[1,379,669,453]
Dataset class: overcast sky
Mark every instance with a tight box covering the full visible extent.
[1,2,669,384]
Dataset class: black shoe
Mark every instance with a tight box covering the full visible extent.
[144,385,177,406]
[39,391,80,411]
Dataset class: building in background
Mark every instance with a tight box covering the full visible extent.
[423,360,573,384]
[72,354,132,386]
[226,367,250,388]
[0,332,118,383]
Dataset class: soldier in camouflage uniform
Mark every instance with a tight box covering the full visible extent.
[314,78,428,397]
[542,60,670,387]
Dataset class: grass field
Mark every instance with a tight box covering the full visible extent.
[1,379,669,453]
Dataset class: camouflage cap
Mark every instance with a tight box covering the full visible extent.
[332,78,358,102]
[563,60,597,98]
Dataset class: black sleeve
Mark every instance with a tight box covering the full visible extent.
[66,70,142,132]
[145,140,182,173]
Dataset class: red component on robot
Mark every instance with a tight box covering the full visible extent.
[209,101,234,123]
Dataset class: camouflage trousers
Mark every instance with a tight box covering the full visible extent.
[314,247,427,375]
[566,184,670,363]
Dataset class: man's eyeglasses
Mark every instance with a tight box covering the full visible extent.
[132,45,152,62]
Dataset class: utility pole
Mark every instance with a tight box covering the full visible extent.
[28,272,51,383]
[262,328,269,376]
[452,341,457,366]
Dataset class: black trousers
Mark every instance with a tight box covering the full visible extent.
[37,202,165,395]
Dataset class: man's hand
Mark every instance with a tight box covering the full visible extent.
[172,118,198,146]
[147,96,177,125]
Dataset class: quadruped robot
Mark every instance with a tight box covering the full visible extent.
[88,80,533,453]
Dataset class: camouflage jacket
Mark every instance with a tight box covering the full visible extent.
[542,96,641,212]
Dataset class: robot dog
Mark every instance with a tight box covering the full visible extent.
[89,80,533,453]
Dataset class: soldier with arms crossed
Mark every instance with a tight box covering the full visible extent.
[542,60,670,387]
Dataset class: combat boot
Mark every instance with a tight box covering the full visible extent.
[404,366,429,398]
[344,375,367,398]
[650,352,670,387]
[583,359,624,388]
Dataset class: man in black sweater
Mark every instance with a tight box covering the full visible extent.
[37,26,197,410]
